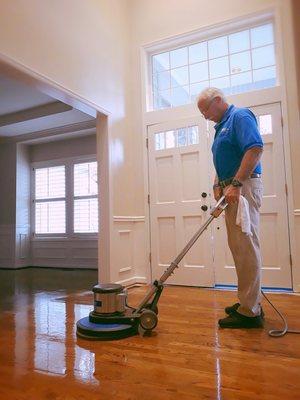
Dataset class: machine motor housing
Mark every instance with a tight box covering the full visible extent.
[93,283,127,314]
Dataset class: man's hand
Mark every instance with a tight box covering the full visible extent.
[224,185,241,204]
[213,185,223,201]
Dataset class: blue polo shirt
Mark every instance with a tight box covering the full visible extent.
[212,105,263,181]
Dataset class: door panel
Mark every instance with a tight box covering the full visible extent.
[212,102,292,288]
[148,102,291,289]
[148,117,214,286]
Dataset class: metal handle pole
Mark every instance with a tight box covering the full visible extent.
[136,196,227,312]
[158,196,227,283]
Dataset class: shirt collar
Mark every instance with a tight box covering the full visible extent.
[214,104,235,129]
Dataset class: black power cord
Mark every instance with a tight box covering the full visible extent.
[262,290,300,337]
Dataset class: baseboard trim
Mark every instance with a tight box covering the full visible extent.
[0,265,97,271]
[215,284,293,292]
[115,276,148,287]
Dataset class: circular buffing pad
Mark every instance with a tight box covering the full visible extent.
[76,317,137,340]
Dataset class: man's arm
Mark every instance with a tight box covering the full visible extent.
[225,146,263,204]
[213,175,223,201]
[234,146,263,182]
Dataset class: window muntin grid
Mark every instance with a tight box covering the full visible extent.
[259,114,272,135]
[34,166,66,234]
[155,125,199,150]
[151,22,276,110]
[33,160,98,236]
[73,161,98,233]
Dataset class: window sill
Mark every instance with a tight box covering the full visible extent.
[32,235,98,241]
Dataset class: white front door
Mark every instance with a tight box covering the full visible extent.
[213,102,292,288]
[148,117,214,286]
[148,103,291,289]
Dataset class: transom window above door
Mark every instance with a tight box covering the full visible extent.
[151,22,276,110]
[155,125,199,150]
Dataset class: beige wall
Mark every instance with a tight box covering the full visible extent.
[29,134,97,162]
[0,0,137,215]
[291,0,300,110]
[129,0,299,208]
[129,0,276,215]
[0,142,16,225]
[0,1,299,285]
[128,0,300,287]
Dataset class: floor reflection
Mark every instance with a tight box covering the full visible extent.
[4,268,99,385]
[34,293,67,375]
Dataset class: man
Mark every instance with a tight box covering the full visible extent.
[197,87,264,329]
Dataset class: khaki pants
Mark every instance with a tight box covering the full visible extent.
[224,177,263,317]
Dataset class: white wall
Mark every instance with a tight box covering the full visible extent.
[0,1,144,281]
[0,0,137,217]
[0,1,299,287]
[15,144,31,268]
[128,0,300,288]
[29,134,96,162]
[0,143,16,268]
[129,0,276,214]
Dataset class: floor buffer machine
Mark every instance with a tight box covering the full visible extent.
[76,197,227,340]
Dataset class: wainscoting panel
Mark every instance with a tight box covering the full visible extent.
[0,225,15,268]
[112,216,148,286]
[31,238,98,269]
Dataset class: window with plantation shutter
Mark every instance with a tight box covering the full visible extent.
[34,166,66,234]
[32,158,98,237]
[73,162,98,233]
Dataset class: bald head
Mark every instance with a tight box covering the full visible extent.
[197,87,228,123]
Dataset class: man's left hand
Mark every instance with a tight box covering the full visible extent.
[224,185,241,204]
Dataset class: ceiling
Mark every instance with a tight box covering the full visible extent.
[0,75,96,140]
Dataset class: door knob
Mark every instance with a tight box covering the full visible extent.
[201,205,208,211]
[201,192,207,198]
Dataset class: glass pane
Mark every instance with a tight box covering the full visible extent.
[152,52,170,73]
[251,23,273,48]
[165,130,176,148]
[170,66,189,87]
[229,30,250,53]
[74,198,98,233]
[48,167,65,198]
[210,76,230,90]
[230,51,251,74]
[35,166,65,199]
[155,132,165,150]
[189,61,209,83]
[156,70,170,90]
[74,162,98,196]
[190,81,209,101]
[177,128,187,147]
[253,66,276,82]
[171,86,190,107]
[189,42,207,63]
[209,56,229,79]
[74,163,88,196]
[259,114,272,135]
[170,47,188,68]
[35,168,48,199]
[252,45,275,69]
[153,89,171,110]
[231,71,252,86]
[208,36,228,58]
[188,126,199,145]
[35,201,65,234]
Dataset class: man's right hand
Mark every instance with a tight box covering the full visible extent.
[213,185,223,201]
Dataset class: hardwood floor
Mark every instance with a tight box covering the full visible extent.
[0,278,299,400]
